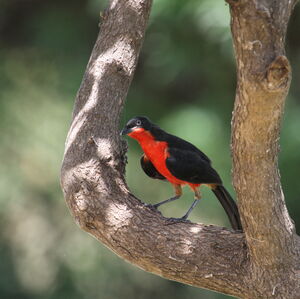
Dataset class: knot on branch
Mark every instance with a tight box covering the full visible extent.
[264,55,291,91]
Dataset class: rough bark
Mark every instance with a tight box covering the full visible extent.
[60,0,300,298]
[229,0,300,297]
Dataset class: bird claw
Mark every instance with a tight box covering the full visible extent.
[165,217,191,225]
[144,203,158,210]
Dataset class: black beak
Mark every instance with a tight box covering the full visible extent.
[120,127,132,136]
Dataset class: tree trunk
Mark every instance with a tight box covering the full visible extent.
[60,0,300,298]
[227,0,300,297]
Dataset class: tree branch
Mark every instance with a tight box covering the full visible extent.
[61,0,300,298]
[229,0,298,265]
[228,0,300,296]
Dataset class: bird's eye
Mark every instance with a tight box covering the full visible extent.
[136,120,142,126]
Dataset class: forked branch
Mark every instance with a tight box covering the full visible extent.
[61,0,300,298]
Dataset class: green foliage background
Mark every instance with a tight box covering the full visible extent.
[0,0,299,298]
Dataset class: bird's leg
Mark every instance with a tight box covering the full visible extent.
[194,187,201,200]
[179,187,201,220]
[166,187,201,223]
[150,184,182,209]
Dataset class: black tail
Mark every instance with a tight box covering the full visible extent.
[212,185,243,231]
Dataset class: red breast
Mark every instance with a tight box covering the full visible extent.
[128,129,191,186]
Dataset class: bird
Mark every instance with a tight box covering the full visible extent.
[120,116,242,231]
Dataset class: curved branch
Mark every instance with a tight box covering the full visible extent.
[60,0,250,297]
[61,0,298,298]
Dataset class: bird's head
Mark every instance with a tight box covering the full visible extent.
[120,116,152,138]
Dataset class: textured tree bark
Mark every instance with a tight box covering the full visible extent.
[229,0,300,297]
[60,0,300,298]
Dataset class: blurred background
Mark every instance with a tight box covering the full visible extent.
[0,0,299,298]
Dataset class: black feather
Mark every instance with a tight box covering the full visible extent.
[212,185,242,231]
[166,147,222,184]
[140,155,166,180]
[151,127,212,164]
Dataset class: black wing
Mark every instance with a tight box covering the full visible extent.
[140,155,166,180]
[166,148,222,184]
[150,127,212,164]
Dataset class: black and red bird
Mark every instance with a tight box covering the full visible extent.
[121,116,242,231]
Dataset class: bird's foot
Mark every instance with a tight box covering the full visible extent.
[144,203,159,210]
[165,216,191,225]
